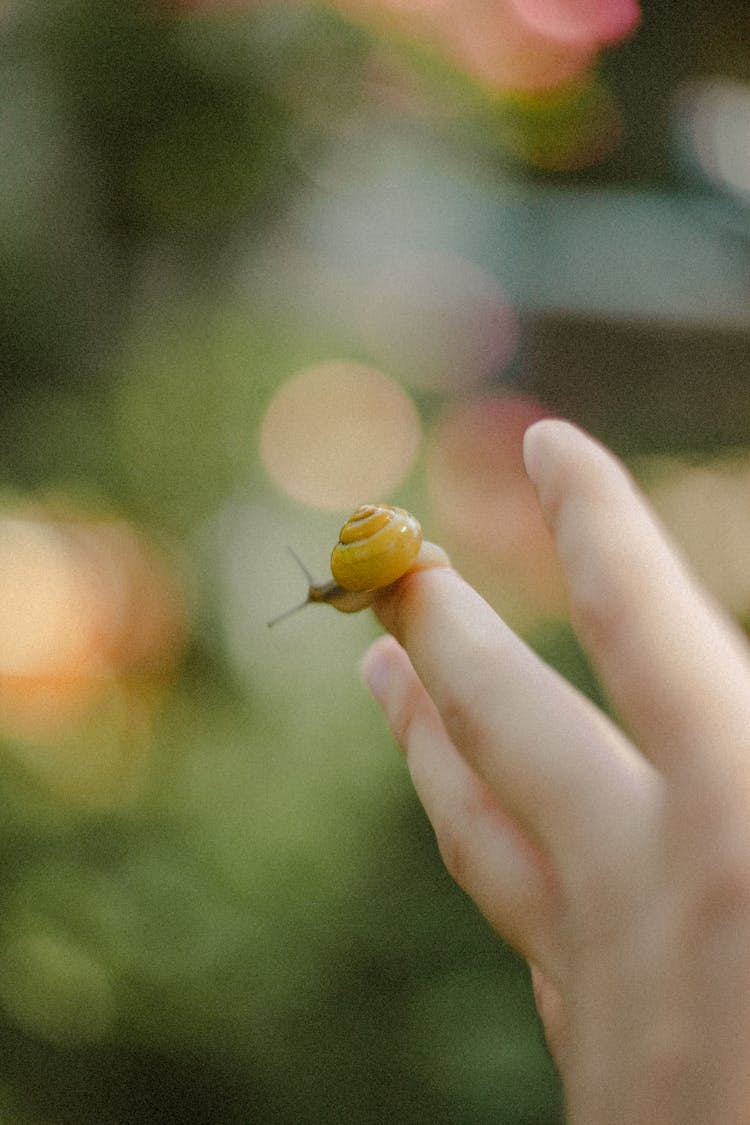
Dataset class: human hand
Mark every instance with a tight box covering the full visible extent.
[360,420,750,1125]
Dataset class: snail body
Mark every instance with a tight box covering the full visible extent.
[268,503,449,625]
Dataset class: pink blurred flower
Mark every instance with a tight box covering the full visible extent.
[169,0,640,93]
[331,0,598,92]
[508,0,640,47]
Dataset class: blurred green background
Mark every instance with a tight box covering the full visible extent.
[1,1,750,1121]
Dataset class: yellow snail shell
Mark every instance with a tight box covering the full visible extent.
[268,504,449,625]
[330,504,422,592]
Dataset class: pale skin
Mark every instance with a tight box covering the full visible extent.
[359,420,750,1125]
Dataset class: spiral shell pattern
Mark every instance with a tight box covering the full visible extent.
[330,504,423,593]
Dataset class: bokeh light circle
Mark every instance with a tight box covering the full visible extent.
[259,362,422,510]
[0,508,185,806]
[0,519,98,679]
[363,254,519,392]
[647,457,750,619]
[678,78,750,205]
[426,395,566,615]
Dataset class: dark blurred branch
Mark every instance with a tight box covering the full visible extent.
[516,311,750,455]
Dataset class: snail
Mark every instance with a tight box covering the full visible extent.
[268,504,450,626]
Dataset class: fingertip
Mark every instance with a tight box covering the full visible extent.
[359,634,405,705]
[369,560,454,643]
[523,419,630,536]
[522,418,581,484]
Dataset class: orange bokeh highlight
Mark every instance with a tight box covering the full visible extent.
[259,361,422,510]
[363,254,518,392]
[0,509,186,805]
[426,395,567,618]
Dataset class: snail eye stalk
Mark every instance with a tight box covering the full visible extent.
[267,548,315,627]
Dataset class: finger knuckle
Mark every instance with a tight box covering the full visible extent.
[432,784,497,891]
[436,664,498,762]
[435,819,471,888]
[386,671,434,754]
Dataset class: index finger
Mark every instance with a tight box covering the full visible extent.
[371,559,647,868]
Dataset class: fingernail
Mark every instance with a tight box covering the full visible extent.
[522,419,549,482]
[359,639,395,704]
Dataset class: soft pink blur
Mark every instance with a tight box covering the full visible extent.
[508,0,639,46]
[169,0,639,93]
[426,395,568,619]
[363,253,519,391]
[329,0,597,91]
